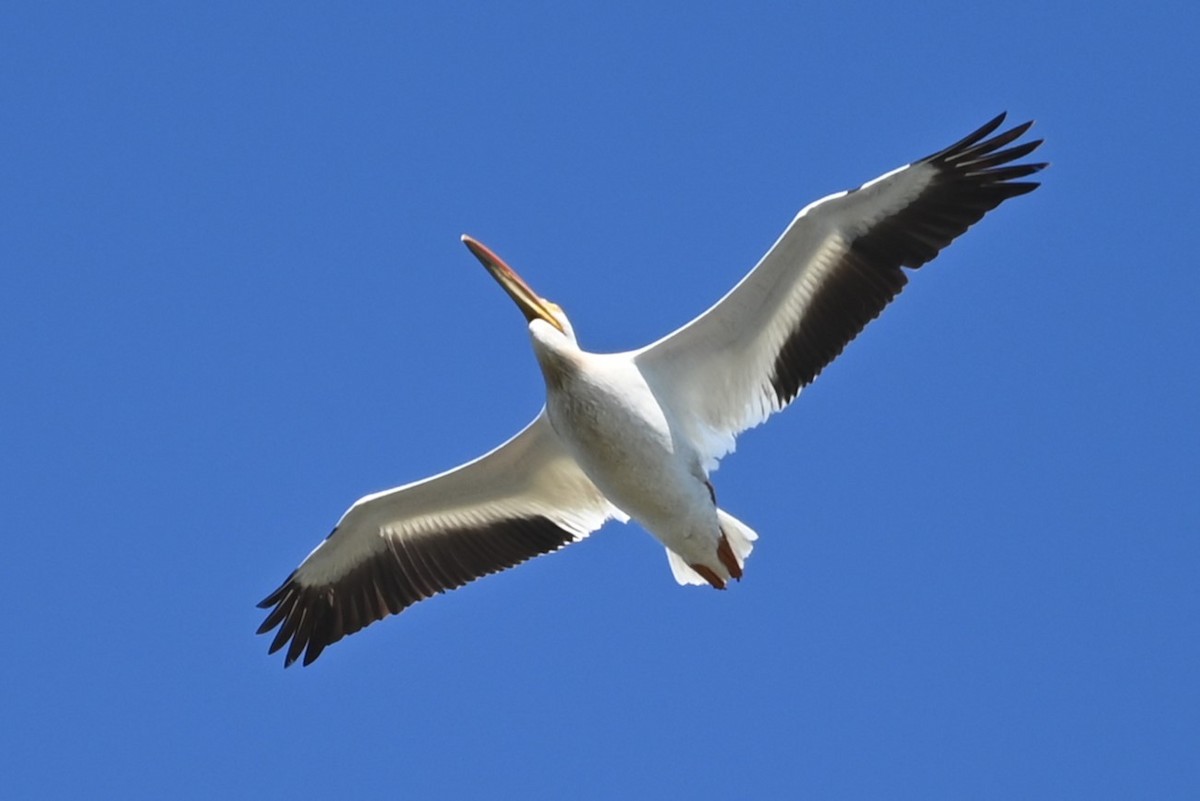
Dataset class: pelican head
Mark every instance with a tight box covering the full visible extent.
[461,235,575,342]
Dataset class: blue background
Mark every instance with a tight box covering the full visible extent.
[3,3,1196,799]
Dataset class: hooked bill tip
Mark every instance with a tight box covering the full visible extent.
[461,235,505,268]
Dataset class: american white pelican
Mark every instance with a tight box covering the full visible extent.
[258,113,1045,666]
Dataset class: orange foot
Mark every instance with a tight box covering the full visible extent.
[690,563,726,590]
[716,533,743,581]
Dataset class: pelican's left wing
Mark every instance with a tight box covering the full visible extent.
[635,113,1045,466]
[257,411,621,666]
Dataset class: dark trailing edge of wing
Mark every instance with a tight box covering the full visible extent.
[769,113,1046,406]
[256,515,575,667]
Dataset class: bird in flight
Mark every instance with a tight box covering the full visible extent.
[258,113,1045,666]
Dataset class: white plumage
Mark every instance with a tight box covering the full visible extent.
[259,113,1045,666]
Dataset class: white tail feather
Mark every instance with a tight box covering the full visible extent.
[664,509,759,586]
[717,509,758,569]
[666,548,710,586]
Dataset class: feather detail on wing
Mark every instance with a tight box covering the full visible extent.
[257,412,621,666]
[634,113,1045,468]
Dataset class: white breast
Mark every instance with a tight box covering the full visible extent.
[544,352,710,530]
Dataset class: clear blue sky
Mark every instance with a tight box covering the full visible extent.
[2,3,1196,799]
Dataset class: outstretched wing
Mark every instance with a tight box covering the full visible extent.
[257,412,620,666]
[635,113,1045,466]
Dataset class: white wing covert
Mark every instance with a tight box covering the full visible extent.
[257,412,620,666]
[635,114,1045,467]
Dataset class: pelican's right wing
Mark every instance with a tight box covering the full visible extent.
[635,114,1045,466]
[257,412,621,667]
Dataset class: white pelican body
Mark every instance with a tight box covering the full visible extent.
[531,321,755,587]
[259,114,1046,666]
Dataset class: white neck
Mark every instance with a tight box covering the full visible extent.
[529,318,581,389]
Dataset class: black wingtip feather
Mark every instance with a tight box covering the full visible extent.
[961,139,1043,170]
[256,571,296,609]
[257,515,578,667]
[768,114,1045,404]
[919,112,1007,162]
